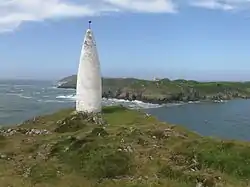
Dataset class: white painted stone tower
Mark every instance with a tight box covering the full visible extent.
[76,21,102,113]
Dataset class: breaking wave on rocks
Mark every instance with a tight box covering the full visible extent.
[54,94,204,109]
[55,94,162,109]
[56,95,76,100]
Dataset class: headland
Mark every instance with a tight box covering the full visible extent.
[58,75,250,104]
[0,106,249,186]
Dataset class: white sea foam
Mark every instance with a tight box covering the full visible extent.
[188,101,201,104]
[19,95,32,99]
[49,86,62,90]
[55,94,162,109]
[103,98,162,109]
[37,99,67,103]
[55,94,205,109]
[5,93,20,96]
[13,84,34,87]
[56,95,76,100]
[5,93,33,99]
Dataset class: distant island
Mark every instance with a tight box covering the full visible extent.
[1,105,250,186]
[57,75,250,104]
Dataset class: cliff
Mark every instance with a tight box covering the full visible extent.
[57,75,250,104]
[0,106,249,187]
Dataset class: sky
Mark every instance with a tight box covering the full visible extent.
[1,0,250,81]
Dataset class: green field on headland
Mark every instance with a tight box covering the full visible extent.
[0,106,250,187]
[58,75,250,104]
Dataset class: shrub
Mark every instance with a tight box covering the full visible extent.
[84,150,133,178]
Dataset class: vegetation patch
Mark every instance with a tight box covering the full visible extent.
[29,163,59,184]
[83,150,133,179]
[102,105,128,114]
[0,106,250,187]
[54,111,107,133]
[158,165,196,184]
[89,127,109,137]
[50,133,134,179]
[0,135,6,148]
[173,139,250,179]
[158,165,217,187]
[54,113,87,133]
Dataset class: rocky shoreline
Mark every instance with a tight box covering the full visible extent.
[102,90,249,105]
[57,76,250,105]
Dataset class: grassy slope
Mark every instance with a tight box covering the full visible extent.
[1,106,250,187]
[58,75,250,102]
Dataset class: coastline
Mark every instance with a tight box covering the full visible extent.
[57,90,241,106]
[57,76,250,105]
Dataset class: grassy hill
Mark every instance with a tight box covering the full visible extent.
[0,106,250,186]
[57,75,250,104]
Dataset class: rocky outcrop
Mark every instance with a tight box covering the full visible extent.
[102,88,250,104]
[0,128,51,136]
[55,112,107,133]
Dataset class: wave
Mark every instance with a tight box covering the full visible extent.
[5,93,33,99]
[0,108,25,112]
[12,84,35,87]
[19,95,33,99]
[188,101,201,104]
[55,94,205,109]
[51,86,75,91]
[103,98,162,109]
[37,99,68,103]
[48,86,61,90]
[56,95,76,100]
[5,92,33,99]
[5,93,20,96]
[55,94,162,109]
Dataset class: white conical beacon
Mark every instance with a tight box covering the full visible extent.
[76,21,102,113]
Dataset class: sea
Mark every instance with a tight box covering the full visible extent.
[1,80,250,141]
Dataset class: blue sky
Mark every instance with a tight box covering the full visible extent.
[1,0,250,81]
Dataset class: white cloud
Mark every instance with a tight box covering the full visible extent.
[190,0,234,10]
[190,0,250,11]
[103,0,176,13]
[0,0,176,33]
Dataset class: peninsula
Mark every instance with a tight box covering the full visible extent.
[58,75,250,104]
[0,105,249,187]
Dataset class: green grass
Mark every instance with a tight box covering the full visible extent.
[0,106,250,186]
